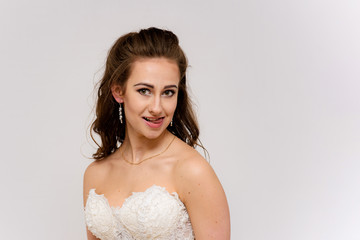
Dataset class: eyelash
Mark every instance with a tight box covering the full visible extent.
[138,88,151,95]
[137,88,176,97]
[163,90,175,97]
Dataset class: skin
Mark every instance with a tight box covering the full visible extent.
[83,57,230,239]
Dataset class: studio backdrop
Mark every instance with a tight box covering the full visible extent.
[0,0,359,239]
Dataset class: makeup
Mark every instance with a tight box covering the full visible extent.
[143,117,164,128]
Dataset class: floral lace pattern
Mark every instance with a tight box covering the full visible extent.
[84,185,194,240]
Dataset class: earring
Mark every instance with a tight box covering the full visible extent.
[170,118,173,127]
[119,103,123,124]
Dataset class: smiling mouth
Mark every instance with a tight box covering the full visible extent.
[143,117,164,123]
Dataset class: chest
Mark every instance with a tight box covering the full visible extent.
[97,162,177,207]
[84,185,194,240]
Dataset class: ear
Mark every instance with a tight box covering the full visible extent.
[111,84,124,103]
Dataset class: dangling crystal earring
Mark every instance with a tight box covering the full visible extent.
[119,103,123,124]
[170,118,173,127]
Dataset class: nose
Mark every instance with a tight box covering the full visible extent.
[148,95,162,116]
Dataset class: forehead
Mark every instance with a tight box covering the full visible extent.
[128,58,180,85]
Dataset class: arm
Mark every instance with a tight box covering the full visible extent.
[86,229,99,240]
[176,156,231,239]
[83,162,101,240]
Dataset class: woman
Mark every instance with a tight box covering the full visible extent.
[83,27,230,240]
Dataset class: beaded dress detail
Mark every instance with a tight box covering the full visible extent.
[84,185,194,240]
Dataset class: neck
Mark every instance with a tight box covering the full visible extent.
[120,130,173,164]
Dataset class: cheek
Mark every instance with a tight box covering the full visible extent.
[124,96,145,116]
[165,99,178,114]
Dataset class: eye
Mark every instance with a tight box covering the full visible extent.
[162,90,175,97]
[138,88,151,96]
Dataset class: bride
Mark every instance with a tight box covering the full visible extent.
[83,27,230,240]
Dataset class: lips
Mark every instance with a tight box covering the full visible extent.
[143,117,164,122]
[143,117,165,128]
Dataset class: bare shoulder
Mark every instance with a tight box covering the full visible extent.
[174,149,212,186]
[173,144,219,202]
[84,159,110,185]
[173,140,231,239]
[83,159,111,205]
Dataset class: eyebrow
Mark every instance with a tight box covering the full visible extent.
[133,83,178,89]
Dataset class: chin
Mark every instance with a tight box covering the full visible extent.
[144,130,165,140]
[128,119,170,140]
[142,127,169,140]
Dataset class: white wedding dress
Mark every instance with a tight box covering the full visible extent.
[84,185,194,240]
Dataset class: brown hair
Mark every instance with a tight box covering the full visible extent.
[91,27,200,160]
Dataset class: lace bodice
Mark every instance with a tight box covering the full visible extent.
[84,185,194,240]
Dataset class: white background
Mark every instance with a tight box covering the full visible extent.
[1,0,359,239]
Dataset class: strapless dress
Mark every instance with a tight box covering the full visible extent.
[84,185,194,240]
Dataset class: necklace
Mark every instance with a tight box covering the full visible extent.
[121,136,176,165]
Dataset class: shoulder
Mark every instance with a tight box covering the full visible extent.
[172,140,218,202]
[172,140,231,239]
[174,150,214,185]
[83,159,111,205]
[83,159,110,185]
[174,153,220,203]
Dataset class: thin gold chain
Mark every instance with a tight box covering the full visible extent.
[121,136,176,165]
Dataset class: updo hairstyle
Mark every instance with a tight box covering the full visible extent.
[91,27,200,160]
